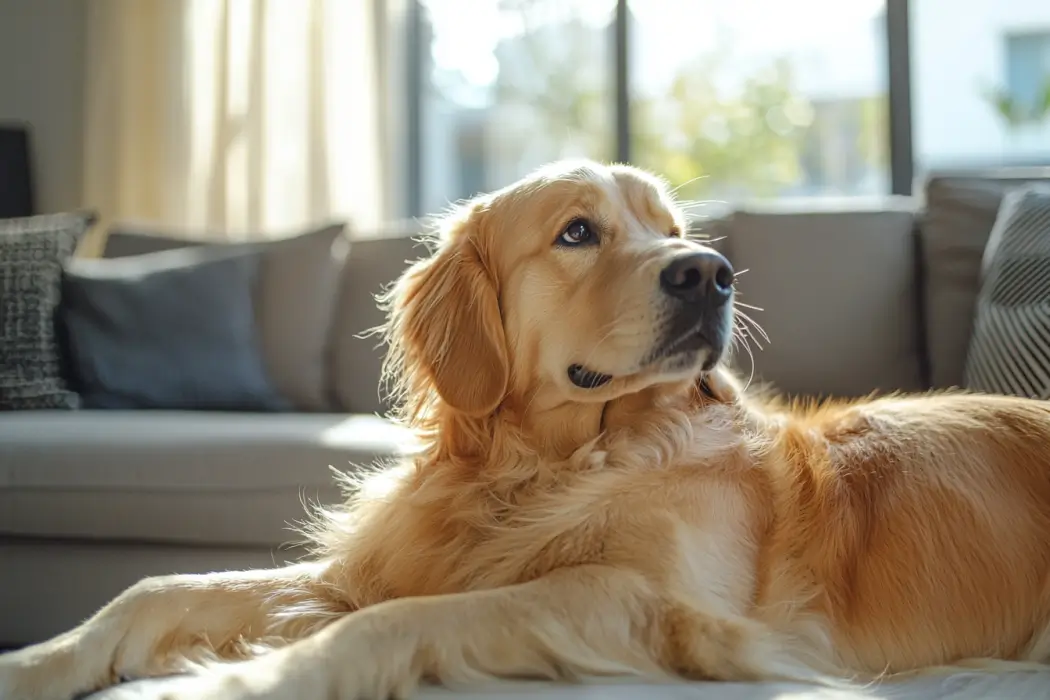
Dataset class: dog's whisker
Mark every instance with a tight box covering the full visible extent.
[686,231,726,244]
[742,346,757,392]
[734,310,769,343]
[730,327,758,391]
[674,195,714,206]
[734,310,770,346]
[669,176,713,195]
[734,313,766,345]
[734,321,763,354]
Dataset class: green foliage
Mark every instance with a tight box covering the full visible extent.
[631,55,810,201]
[981,79,1050,128]
[857,95,889,169]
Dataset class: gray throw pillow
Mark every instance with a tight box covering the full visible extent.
[62,247,290,411]
[964,185,1050,398]
[0,212,93,410]
[102,221,348,411]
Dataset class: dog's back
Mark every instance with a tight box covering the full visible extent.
[751,391,1050,674]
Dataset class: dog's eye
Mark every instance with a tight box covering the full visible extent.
[558,219,597,247]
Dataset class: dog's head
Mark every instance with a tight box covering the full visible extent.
[383,159,736,427]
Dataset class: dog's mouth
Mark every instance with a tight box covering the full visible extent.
[568,329,722,391]
[647,306,732,373]
[567,335,722,392]
[567,364,613,389]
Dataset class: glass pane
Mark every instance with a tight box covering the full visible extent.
[912,2,1050,172]
[628,0,890,203]
[419,0,615,214]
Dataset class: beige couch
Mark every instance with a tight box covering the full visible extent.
[2,170,1049,654]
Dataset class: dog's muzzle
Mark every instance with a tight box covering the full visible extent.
[648,250,734,367]
[568,249,735,390]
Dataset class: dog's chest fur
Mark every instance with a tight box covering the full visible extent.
[332,405,767,622]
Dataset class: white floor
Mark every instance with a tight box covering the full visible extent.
[90,672,1050,700]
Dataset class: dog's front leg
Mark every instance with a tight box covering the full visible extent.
[0,560,342,700]
[153,564,835,700]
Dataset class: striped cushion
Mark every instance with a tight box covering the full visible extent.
[964,185,1050,397]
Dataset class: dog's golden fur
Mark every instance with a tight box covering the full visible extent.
[3,159,1050,699]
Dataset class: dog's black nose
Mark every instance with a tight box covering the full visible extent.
[660,251,734,304]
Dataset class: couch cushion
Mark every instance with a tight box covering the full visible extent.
[62,248,288,411]
[963,185,1050,398]
[920,170,1050,389]
[725,198,924,398]
[102,221,349,411]
[330,230,430,415]
[0,411,417,547]
[0,212,94,410]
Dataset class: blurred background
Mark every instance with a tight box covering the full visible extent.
[1,0,1048,238]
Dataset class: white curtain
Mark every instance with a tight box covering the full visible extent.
[81,0,385,246]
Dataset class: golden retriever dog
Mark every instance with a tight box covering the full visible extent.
[3,159,1050,700]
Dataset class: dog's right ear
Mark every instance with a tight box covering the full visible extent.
[385,206,509,418]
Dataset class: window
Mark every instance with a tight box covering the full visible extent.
[416,0,615,216]
[911,0,1050,172]
[629,0,889,201]
[409,0,888,213]
[1005,32,1050,122]
[390,0,1050,220]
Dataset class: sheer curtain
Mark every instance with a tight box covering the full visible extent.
[81,0,385,251]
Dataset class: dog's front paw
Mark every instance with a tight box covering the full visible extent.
[206,619,427,699]
[139,606,434,700]
[128,661,329,700]
[118,672,274,700]
[0,652,25,700]
[115,652,333,700]
[0,641,96,700]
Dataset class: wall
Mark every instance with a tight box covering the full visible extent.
[0,0,86,214]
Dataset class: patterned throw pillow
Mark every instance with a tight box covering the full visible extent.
[0,213,93,409]
[964,185,1050,398]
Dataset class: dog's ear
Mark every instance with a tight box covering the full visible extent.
[390,209,509,417]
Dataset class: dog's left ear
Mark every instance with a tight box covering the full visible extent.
[390,207,509,417]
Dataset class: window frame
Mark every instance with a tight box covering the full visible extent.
[400,0,915,218]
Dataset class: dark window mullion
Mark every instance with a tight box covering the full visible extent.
[886,0,914,195]
[614,0,630,164]
[406,0,424,217]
